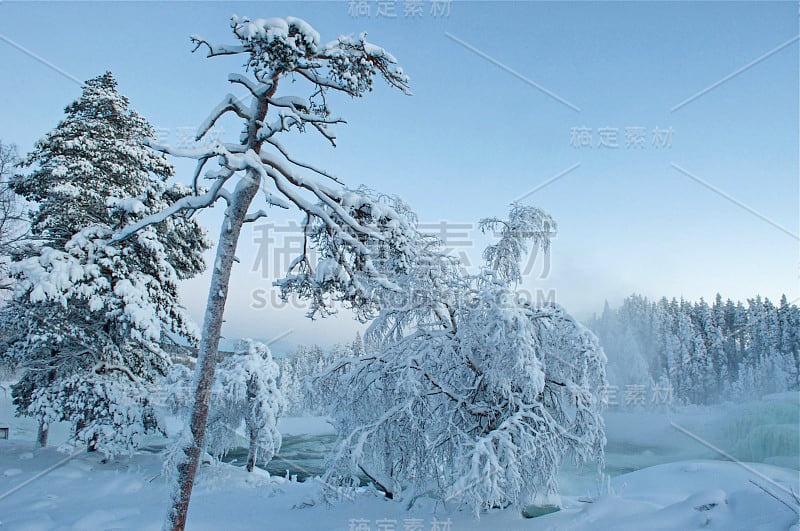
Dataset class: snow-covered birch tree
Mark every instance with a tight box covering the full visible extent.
[313,204,607,513]
[214,340,284,473]
[165,339,284,472]
[103,16,411,529]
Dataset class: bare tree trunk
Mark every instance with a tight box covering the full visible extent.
[246,428,258,473]
[87,434,98,453]
[164,87,274,531]
[164,179,260,529]
[36,421,48,448]
[74,419,96,453]
[245,376,258,473]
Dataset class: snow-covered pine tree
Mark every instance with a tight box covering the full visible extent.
[276,345,307,415]
[711,294,732,388]
[27,373,162,457]
[672,309,695,404]
[351,332,365,357]
[275,347,300,413]
[588,293,799,404]
[778,295,800,385]
[694,299,724,401]
[6,72,209,452]
[588,297,653,395]
[690,328,712,404]
[314,204,607,513]
[93,17,413,529]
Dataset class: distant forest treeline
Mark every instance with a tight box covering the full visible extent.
[588,294,799,405]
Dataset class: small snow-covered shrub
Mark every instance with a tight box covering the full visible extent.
[28,374,162,457]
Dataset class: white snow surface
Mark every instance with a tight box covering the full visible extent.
[0,387,797,530]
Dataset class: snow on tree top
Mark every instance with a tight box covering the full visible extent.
[230,15,321,48]
[284,16,321,46]
[325,33,400,66]
[187,15,409,96]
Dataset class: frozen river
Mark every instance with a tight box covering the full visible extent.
[224,392,799,499]
[4,383,796,499]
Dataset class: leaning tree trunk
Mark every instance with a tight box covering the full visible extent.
[164,86,274,531]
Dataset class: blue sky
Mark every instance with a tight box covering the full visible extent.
[1,1,797,351]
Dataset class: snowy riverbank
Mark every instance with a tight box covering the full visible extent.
[0,390,797,529]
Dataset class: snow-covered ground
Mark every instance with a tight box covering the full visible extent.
[0,387,797,530]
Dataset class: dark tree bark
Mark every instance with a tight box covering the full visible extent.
[245,430,258,473]
[36,421,48,448]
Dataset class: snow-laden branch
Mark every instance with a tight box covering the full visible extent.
[264,138,342,184]
[256,111,342,147]
[227,73,273,97]
[257,153,380,245]
[295,67,351,94]
[265,95,310,110]
[146,138,245,160]
[111,178,231,243]
[110,140,282,242]
[190,35,248,57]
[196,94,253,141]
[92,361,138,382]
[243,209,270,223]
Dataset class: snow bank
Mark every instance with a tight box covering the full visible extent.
[1,385,796,529]
[543,460,799,530]
[1,439,796,530]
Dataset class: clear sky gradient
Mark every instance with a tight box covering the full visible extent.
[1,1,797,351]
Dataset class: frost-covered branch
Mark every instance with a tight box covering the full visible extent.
[111,179,230,243]
[196,94,253,140]
[264,138,342,184]
[480,203,556,284]
[190,35,247,57]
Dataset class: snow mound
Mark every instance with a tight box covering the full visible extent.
[544,460,799,530]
